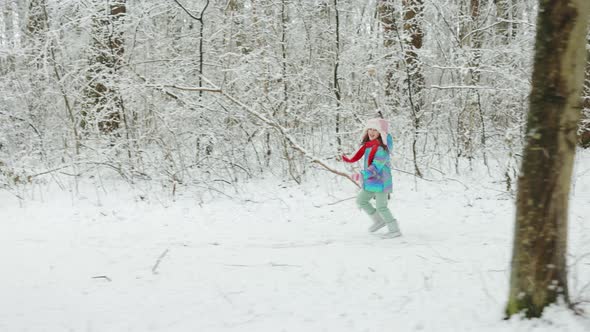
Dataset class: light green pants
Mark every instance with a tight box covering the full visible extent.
[356,190,397,225]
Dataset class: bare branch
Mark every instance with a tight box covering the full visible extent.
[197,75,360,188]
[172,0,209,21]
[151,84,221,93]
[152,248,170,275]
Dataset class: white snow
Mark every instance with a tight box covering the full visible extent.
[1,154,590,332]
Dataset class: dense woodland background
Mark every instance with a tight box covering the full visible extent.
[1,0,589,193]
[2,1,590,325]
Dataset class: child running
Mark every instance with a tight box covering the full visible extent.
[342,118,401,239]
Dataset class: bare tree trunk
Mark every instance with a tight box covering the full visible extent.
[26,0,47,35]
[458,0,488,167]
[278,0,303,181]
[82,0,127,134]
[27,0,80,155]
[172,0,209,98]
[333,0,342,154]
[280,0,288,115]
[506,0,590,318]
[197,2,209,98]
[2,0,17,74]
[377,0,397,98]
[266,0,291,167]
[225,0,245,53]
[494,0,518,41]
[24,0,49,150]
[579,33,590,148]
[377,0,396,48]
[402,0,424,178]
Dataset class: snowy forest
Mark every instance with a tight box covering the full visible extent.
[2,0,590,331]
[3,0,588,189]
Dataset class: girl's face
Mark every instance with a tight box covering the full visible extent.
[367,128,380,141]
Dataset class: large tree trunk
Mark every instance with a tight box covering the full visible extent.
[579,34,590,148]
[82,1,126,134]
[506,0,590,318]
[377,0,396,49]
[26,0,47,35]
[377,0,397,98]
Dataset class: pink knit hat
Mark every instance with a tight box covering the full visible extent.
[362,118,389,143]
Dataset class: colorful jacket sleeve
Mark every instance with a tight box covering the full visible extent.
[387,134,393,151]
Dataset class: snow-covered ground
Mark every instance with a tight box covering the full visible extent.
[1,154,590,332]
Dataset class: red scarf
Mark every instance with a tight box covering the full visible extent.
[342,139,380,166]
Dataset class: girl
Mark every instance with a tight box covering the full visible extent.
[342,118,401,239]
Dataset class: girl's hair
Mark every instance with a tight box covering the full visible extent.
[361,133,389,152]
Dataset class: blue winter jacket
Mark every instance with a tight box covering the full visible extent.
[360,134,393,193]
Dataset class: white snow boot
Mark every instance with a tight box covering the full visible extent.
[380,219,402,239]
[368,212,386,232]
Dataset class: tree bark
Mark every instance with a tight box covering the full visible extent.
[579,33,590,148]
[172,0,209,98]
[26,0,47,35]
[1,0,17,74]
[494,0,518,40]
[458,0,487,164]
[333,0,342,154]
[506,0,590,318]
[377,0,397,97]
[402,0,424,178]
[82,1,127,134]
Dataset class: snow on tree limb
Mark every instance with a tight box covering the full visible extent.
[188,75,361,188]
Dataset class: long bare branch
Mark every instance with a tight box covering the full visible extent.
[199,75,360,188]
